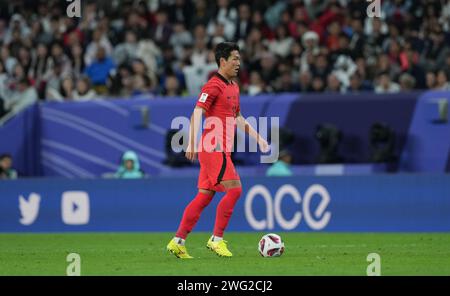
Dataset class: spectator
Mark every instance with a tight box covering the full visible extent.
[182,49,216,96]
[47,42,72,77]
[5,78,38,113]
[131,74,154,97]
[69,43,86,79]
[84,46,116,93]
[29,43,50,97]
[354,57,369,81]
[376,53,401,81]
[297,70,313,93]
[311,76,325,92]
[426,70,437,89]
[332,54,357,89]
[435,69,450,90]
[326,21,342,52]
[326,73,343,93]
[1,44,17,74]
[73,76,97,101]
[250,10,274,40]
[264,1,287,30]
[348,18,365,59]
[441,0,450,31]
[135,39,161,83]
[268,25,294,58]
[207,0,237,40]
[161,74,183,97]
[401,43,426,89]
[169,22,193,61]
[300,30,320,73]
[17,46,32,77]
[375,71,401,94]
[422,27,450,71]
[244,27,266,69]
[46,75,75,101]
[304,0,329,20]
[114,150,145,179]
[84,28,113,66]
[210,21,227,47]
[399,73,417,91]
[190,34,209,66]
[29,19,52,45]
[275,66,296,92]
[48,15,63,41]
[0,60,8,108]
[168,0,193,29]
[289,5,311,38]
[191,0,210,27]
[44,61,64,100]
[266,149,293,177]
[131,58,156,89]
[444,52,450,79]
[287,40,304,70]
[234,3,252,43]
[302,48,318,77]
[258,51,278,86]
[151,9,173,47]
[364,17,387,60]
[311,54,331,81]
[107,64,133,97]
[247,71,266,95]
[347,72,373,93]
[11,63,26,83]
[113,30,139,66]
[5,14,30,45]
[0,19,6,41]
[0,153,18,179]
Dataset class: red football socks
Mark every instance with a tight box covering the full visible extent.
[213,187,242,237]
[175,191,214,239]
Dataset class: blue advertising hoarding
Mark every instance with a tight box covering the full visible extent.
[1,175,449,232]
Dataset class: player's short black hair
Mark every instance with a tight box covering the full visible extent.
[215,42,240,67]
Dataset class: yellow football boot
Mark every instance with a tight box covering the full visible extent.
[167,239,193,259]
[206,238,232,257]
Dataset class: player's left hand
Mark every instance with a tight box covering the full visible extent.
[258,138,270,153]
[185,144,198,162]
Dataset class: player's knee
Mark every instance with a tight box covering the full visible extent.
[201,195,214,208]
[221,180,242,191]
[199,189,215,196]
[227,186,242,197]
[197,191,214,208]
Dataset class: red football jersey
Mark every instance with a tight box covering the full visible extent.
[196,72,240,154]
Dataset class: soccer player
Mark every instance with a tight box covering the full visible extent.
[167,42,269,258]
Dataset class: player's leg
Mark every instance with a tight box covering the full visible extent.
[175,188,215,240]
[207,154,242,257]
[167,189,215,259]
[167,160,216,259]
[213,180,242,240]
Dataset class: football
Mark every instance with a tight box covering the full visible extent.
[258,233,285,257]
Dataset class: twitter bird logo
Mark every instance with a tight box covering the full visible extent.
[19,193,41,225]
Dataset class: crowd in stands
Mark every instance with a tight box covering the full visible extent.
[1,0,450,119]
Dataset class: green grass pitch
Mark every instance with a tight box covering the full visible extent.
[0,232,449,275]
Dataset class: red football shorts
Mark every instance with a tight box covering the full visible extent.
[197,151,240,192]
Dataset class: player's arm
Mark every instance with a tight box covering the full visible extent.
[185,106,205,161]
[188,81,220,160]
[236,112,270,153]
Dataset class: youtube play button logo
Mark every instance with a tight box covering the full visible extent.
[62,191,90,225]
